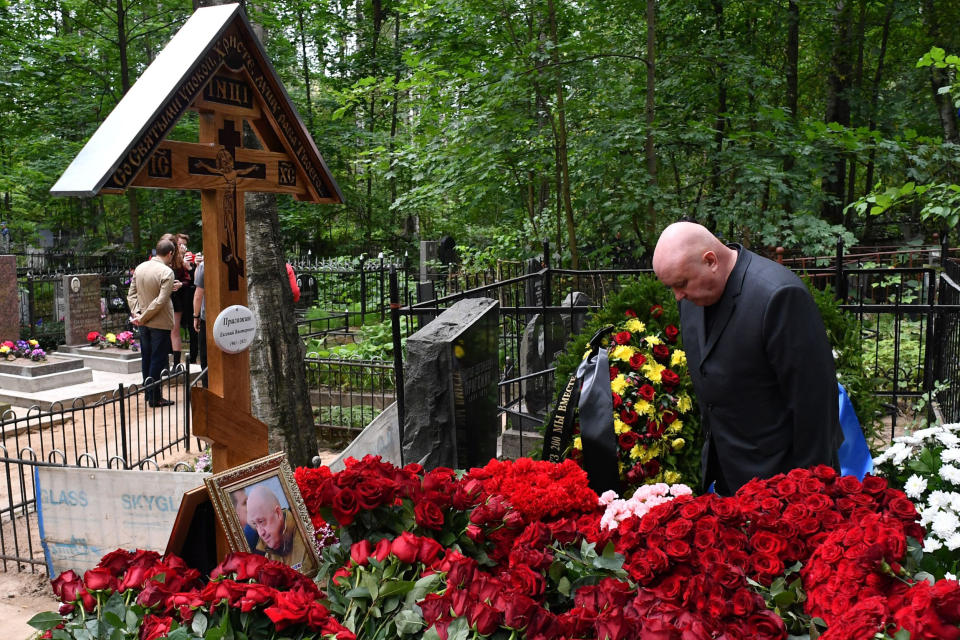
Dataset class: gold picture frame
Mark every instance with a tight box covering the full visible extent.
[204,452,319,577]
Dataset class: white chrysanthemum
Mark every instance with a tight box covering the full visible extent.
[946,533,960,551]
[943,448,960,464]
[943,423,960,433]
[924,537,944,553]
[898,435,922,446]
[948,572,958,581]
[938,432,960,448]
[928,490,953,509]
[931,510,960,538]
[940,464,960,485]
[905,474,928,499]
[912,427,938,440]
[949,493,960,512]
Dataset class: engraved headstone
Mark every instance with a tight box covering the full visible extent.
[62,274,102,346]
[0,256,17,341]
[561,291,593,337]
[518,313,566,416]
[524,257,543,320]
[420,240,439,282]
[402,298,499,470]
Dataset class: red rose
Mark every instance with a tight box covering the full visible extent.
[645,419,665,438]
[751,531,787,555]
[350,539,373,566]
[502,594,537,630]
[83,568,116,592]
[331,488,360,525]
[166,590,205,620]
[751,553,785,583]
[731,588,759,616]
[595,607,630,640]
[886,497,918,521]
[140,614,173,640]
[746,610,787,639]
[652,344,670,362]
[238,583,276,613]
[660,369,680,390]
[661,410,678,425]
[414,500,445,530]
[468,601,501,635]
[614,331,632,345]
[650,305,664,318]
[418,537,444,565]
[373,538,391,563]
[620,407,639,425]
[837,475,862,494]
[355,480,386,510]
[625,309,637,318]
[638,384,656,401]
[664,324,679,343]
[612,392,623,408]
[618,431,640,450]
[51,570,83,602]
[664,539,691,560]
[509,565,545,597]
[629,353,647,369]
[418,593,450,623]
[390,531,421,564]
[664,517,693,540]
[264,590,310,630]
[97,550,134,576]
[862,475,888,494]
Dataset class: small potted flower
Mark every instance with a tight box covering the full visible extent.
[87,331,103,348]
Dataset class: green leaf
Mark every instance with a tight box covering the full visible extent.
[379,580,415,599]
[593,542,625,571]
[27,612,65,631]
[446,616,470,640]
[405,573,442,608]
[395,609,424,635]
[893,630,911,640]
[192,611,209,636]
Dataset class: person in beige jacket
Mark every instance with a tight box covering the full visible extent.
[127,237,181,407]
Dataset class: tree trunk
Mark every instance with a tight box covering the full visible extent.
[864,1,894,198]
[297,7,313,130]
[782,0,799,213]
[546,0,577,268]
[709,0,726,204]
[644,0,657,242]
[821,0,854,225]
[115,0,142,253]
[922,0,960,143]
[245,191,319,468]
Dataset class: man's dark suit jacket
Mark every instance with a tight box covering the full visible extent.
[679,246,842,494]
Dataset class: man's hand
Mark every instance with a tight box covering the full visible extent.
[193,317,201,332]
[131,314,142,326]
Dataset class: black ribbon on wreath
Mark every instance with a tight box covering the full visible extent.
[543,325,621,494]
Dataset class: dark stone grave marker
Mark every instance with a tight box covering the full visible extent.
[402,298,499,470]
[63,274,102,346]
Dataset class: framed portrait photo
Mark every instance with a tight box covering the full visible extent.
[204,452,319,577]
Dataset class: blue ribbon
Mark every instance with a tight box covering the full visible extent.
[838,382,873,480]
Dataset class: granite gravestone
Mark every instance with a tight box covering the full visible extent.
[63,274,102,346]
[420,240,439,282]
[523,257,544,320]
[402,298,500,470]
[518,313,566,416]
[561,291,592,337]
[0,256,17,341]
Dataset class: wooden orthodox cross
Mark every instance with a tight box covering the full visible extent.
[51,4,342,474]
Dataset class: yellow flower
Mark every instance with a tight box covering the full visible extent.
[676,394,693,413]
[610,374,629,396]
[573,436,582,450]
[614,419,629,435]
[629,444,642,460]
[667,421,683,435]
[641,443,660,462]
[672,438,685,451]
[644,335,663,346]
[28,339,38,347]
[625,318,645,334]
[610,345,636,363]
[671,349,686,368]
[635,399,654,416]
[106,333,117,343]
[642,362,666,383]
[664,471,682,484]
[0,346,8,354]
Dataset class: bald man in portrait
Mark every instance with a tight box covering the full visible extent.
[652,222,842,495]
[245,484,317,575]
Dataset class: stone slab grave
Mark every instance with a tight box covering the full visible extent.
[0,354,92,393]
[58,344,142,374]
[402,297,500,470]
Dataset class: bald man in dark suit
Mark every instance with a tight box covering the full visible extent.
[653,222,841,495]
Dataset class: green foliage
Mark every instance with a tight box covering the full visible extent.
[805,283,884,442]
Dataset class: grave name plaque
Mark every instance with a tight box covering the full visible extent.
[402,298,499,470]
[63,274,103,345]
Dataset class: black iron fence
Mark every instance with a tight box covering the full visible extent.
[304,355,396,444]
[389,241,960,445]
[0,366,199,573]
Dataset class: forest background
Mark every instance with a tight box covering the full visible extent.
[1,0,959,267]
